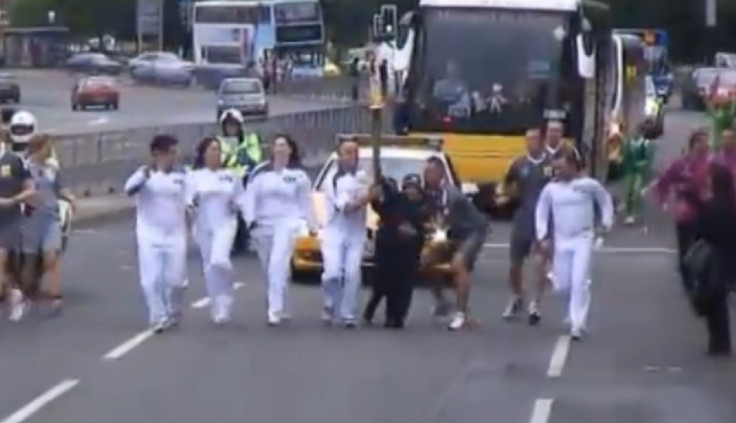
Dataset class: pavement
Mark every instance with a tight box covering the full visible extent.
[0,108,734,423]
[9,70,349,134]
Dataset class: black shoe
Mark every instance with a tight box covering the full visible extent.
[528,311,541,326]
[383,319,396,328]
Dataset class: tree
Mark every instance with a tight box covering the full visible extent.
[9,0,136,39]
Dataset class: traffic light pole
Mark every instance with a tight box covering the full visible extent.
[704,0,717,63]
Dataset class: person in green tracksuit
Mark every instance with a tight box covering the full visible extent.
[217,109,263,254]
[622,121,656,225]
[705,79,736,150]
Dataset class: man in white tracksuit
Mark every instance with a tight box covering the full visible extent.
[535,150,613,340]
[124,135,189,333]
[321,139,371,327]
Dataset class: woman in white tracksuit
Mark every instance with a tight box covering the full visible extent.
[187,137,245,325]
[124,135,189,333]
[243,135,315,326]
[535,150,613,340]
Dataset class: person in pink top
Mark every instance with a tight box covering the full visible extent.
[655,128,711,294]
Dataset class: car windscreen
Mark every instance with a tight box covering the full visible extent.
[221,80,262,94]
[315,156,448,191]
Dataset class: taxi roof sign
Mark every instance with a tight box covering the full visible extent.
[337,134,444,150]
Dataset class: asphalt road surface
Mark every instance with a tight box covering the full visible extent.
[9,70,347,134]
[0,108,734,423]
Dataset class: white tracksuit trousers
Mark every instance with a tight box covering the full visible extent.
[252,220,300,320]
[551,235,593,332]
[195,220,237,321]
[321,229,364,322]
[137,237,187,326]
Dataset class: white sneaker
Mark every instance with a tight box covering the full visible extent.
[527,301,541,325]
[502,297,523,320]
[448,312,466,331]
[7,289,26,322]
[152,321,167,334]
[570,327,584,340]
[321,306,335,324]
[623,216,635,225]
[267,313,281,326]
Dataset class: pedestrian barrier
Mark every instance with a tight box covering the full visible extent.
[54,105,392,197]
[273,76,370,102]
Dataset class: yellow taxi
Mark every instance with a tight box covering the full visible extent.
[291,135,463,281]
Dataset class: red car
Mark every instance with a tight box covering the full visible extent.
[71,76,120,110]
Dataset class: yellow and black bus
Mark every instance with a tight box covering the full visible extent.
[397,0,616,209]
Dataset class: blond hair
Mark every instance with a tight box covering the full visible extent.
[27,134,51,155]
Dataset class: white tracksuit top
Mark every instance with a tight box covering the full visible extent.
[242,162,315,228]
[124,167,189,244]
[535,177,614,242]
[323,169,369,236]
[187,168,245,230]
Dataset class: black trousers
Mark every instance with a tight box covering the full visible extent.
[675,220,696,295]
[704,288,732,354]
[364,249,416,324]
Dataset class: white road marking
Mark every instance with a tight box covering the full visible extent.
[547,336,571,378]
[0,379,80,423]
[87,116,109,125]
[190,282,245,309]
[101,329,154,361]
[529,398,554,423]
[483,243,675,254]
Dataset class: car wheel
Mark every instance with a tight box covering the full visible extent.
[13,95,19,103]
[112,100,119,110]
[71,102,77,111]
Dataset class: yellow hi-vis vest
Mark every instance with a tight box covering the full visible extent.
[218,133,261,177]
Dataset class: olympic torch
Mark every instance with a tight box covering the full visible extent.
[369,76,384,180]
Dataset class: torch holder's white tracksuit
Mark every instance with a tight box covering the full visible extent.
[321,169,368,322]
[243,163,314,322]
[535,177,613,332]
[124,167,190,326]
[187,168,245,322]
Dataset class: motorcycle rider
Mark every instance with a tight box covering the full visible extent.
[218,109,262,254]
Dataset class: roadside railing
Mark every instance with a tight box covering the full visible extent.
[54,105,392,197]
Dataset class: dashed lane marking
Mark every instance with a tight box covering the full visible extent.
[547,335,571,378]
[101,329,155,361]
[190,282,245,309]
[0,379,80,423]
[529,398,554,423]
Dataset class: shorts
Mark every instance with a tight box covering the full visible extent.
[510,234,535,264]
[453,232,485,271]
[0,223,21,251]
[21,219,62,254]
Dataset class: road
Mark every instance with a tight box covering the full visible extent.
[0,109,734,423]
[10,70,347,134]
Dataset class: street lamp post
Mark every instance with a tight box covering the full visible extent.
[704,0,717,63]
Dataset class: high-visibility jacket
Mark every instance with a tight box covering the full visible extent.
[218,133,261,177]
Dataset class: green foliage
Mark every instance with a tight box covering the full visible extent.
[9,0,136,38]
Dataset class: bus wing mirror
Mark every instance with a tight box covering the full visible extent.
[399,11,414,26]
[576,33,595,79]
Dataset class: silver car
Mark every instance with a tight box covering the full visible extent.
[129,52,194,87]
[216,78,268,119]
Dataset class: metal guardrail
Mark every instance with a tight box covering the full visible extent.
[54,105,391,197]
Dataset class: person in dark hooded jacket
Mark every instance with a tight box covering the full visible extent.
[363,174,427,328]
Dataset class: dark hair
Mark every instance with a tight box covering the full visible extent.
[425,156,444,168]
[0,108,16,125]
[688,128,708,151]
[194,137,219,169]
[150,134,178,154]
[273,134,302,168]
[709,163,736,207]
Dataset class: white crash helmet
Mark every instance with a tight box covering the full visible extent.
[9,110,38,144]
[219,108,244,125]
